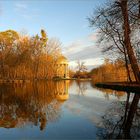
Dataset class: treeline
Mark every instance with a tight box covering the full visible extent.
[0,29,63,79]
[90,59,136,83]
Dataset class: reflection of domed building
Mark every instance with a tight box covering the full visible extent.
[56,94,69,101]
[55,56,69,78]
[0,81,70,130]
[55,80,69,101]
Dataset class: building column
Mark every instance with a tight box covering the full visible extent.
[66,64,69,78]
[64,64,66,78]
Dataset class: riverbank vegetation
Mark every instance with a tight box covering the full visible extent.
[90,58,136,83]
[0,29,64,80]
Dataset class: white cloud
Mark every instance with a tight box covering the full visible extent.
[62,31,99,55]
[63,31,103,71]
[68,58,104,71]
[66,45,101,61]
[15,3,27,9]
[14,2,39,20]
[83,58,103,66]
[63,40,83,54]
[63,32,102,59]
[15,2,28,11]
[87,32,98,42]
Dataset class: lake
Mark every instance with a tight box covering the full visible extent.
[0,80,138,139]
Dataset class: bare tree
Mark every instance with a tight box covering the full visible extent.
[88,0,140,83]
[75,60,87,78]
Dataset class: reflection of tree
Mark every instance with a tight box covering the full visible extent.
[0,81,70,130]
[91,83,126,100]
[97,93,140,139]
[75,80,88,96]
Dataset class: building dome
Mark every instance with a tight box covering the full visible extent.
[57,56,68,64]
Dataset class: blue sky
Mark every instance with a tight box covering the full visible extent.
[0,0,106,70]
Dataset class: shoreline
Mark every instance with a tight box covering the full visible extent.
[95,82,140,93]
[0,78,92,84]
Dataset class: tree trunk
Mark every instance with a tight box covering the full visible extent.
[123,92,130,125]
[119,1,140,137]
[124,48,132,82]
[120,0,140,83]
[139,0,140,18]
[123,93,140,137]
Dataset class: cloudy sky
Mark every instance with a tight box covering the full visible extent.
[0,0,106,70]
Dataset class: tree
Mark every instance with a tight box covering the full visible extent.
[117,1,140,134]
[0,30,19,78]
[46,38,62,79]
[89,0,140,135]
[0,29,64,79]
[120,0,140,83]
[75,60,87,78]
[88,0,140,83]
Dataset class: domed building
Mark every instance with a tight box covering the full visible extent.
[55,56,69,78]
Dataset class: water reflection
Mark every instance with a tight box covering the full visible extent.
[91,83,126,100]
[0,80,139,139]
[94,88,140,139]
[97,98,140,139]
[0,81,70,130]
[75,80,88,95]
[77,81,140,139]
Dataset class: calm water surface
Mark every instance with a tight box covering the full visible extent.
[0,80,128,139]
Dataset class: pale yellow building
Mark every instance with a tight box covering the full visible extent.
[55,56,69,78]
